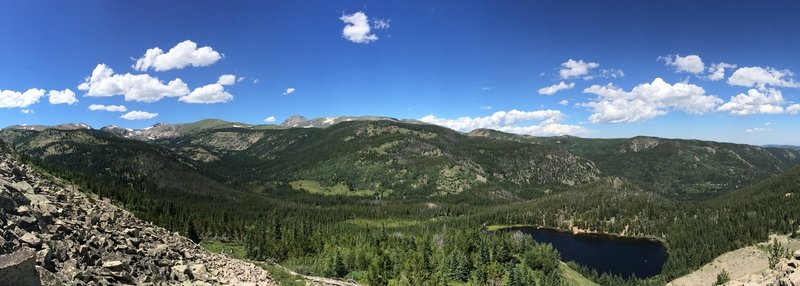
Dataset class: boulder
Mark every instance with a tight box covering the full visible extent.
[0,191,17,213]
[794,250,800,260]
[10,181,34,194]
[0,247,41,286]
[102,260,125,271]
[172,264,192,282]
[20,232,42,248]
[789,271,800,285]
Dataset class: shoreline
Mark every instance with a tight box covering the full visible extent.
[484,224,669,246]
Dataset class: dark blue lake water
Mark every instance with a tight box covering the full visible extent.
[505,227,667,278]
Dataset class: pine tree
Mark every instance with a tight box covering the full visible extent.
[368,253,391,286]
[328,249,347,278]
[186,220,201,244]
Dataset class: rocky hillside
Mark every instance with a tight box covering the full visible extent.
[0,144,274,285]
[724,250,800,286]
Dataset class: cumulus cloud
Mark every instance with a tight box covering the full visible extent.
[133,40,222,72]
[21,109,33,114]
[419,109,587,136]
[217,74,236,86]
[727,66,800,88]
[120,110,158,120]
[717,88,787,115]
[340,12,378,43]
[48,89,78,105]
[178,74,236,104]
[659,54,705,74]
[283,87,296,96]
[559,59,599,79]
[264,116,276,123]
[88,104,127,112]
[538,81,575,95]
[707,62,737,81]
[787,104,800,115]
[78,64,190,102]
[559,99,569,106]
[580,78,722,123]
[0,88,45,108]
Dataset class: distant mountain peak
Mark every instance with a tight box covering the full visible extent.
[281,115,308,127]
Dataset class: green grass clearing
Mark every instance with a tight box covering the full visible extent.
[200,240,247,259]
[290,180,379,197]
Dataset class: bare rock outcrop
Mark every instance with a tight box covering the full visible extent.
[0,147,274,285]
[724,251,800,286]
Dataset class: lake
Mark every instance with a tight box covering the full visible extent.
[503,226,668,278]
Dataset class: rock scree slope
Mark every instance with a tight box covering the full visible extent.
[0,144,274,285]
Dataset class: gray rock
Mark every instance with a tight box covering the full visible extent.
[172,264,192,282]
[102,260,125,271]
[14,215,38,231]
[0,247,41,286]
[20,232,42,248]
[10,181,34,194]
[189,263,209,280]
[0,190,17,213]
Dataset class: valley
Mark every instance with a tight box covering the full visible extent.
[1,118,799,285]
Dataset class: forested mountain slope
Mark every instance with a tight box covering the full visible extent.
[468,128,800,197]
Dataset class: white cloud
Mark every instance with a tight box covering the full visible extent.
[88,104,127,112]
[480,105,492,110]
[237,76,245,83]
[787,104,800,115]
[373,19,391,29]
[727,66,800,88]
[559,99,569,106]
[746,127,771,133]
[717,88,786,115]
[659,54,705,74]
[707,62,737,81]
[120,110,158,120]
[581,78,722,123]
[538,81,575,95]
[340,12,378,43]
[0,88,45,108]
[253,79,260,84]
[283,87,296,96]
[21,109,33,114]
[179,75,236,104]
[264,116,276,123]
[217,74,236,86]
[599,69,625,79]
[133,40,222,72]
[481,86,492,90]
[48,89,78,105]
[559,59,599,79]
[78,64,190,102]
[419,109,587,136]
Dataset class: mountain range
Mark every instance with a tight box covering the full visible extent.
[2,116,799,200]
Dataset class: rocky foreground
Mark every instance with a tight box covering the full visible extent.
[724,251,800,286]
[0,147,274,285]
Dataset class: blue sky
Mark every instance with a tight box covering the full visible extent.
[1,0,799,145]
